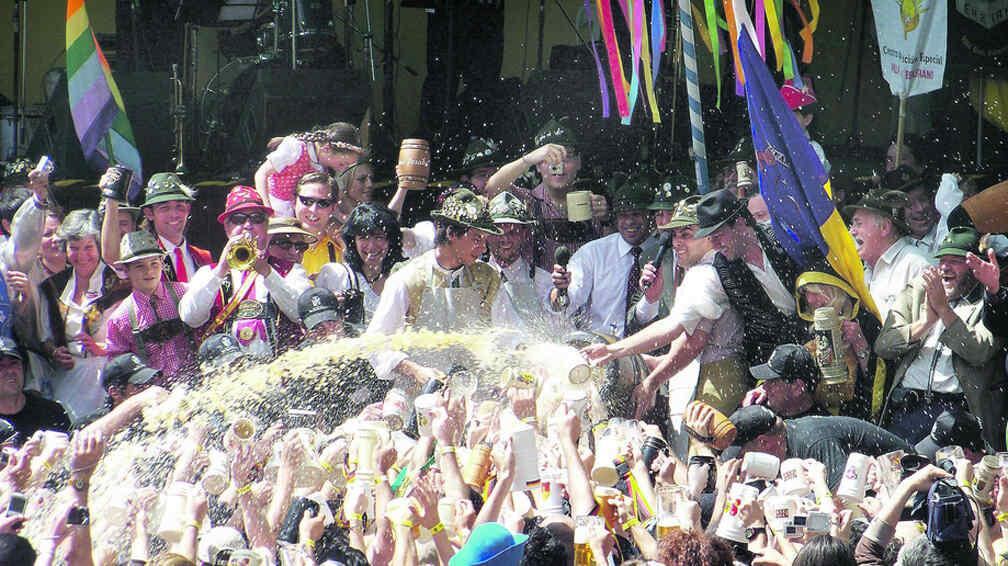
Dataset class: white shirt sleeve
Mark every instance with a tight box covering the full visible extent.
[2,196,45,273]
[403,221,436,258]
[267,137,306,173]
[263,268,304,323]
[564,246,593,314]
[365,271,411,379]
[179,266,224,328]
[316,263,353,294]
[668,265,729,335]
[934,173,963,247]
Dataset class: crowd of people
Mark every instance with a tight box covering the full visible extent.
[0,99,1005,566]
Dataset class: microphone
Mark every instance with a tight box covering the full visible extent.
[642,234,673,290]
[553,246,571,308]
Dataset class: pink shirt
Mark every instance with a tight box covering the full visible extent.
[104,281,195,383]
[266,137,323,203]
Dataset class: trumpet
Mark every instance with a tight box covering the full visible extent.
[226,234,258,271]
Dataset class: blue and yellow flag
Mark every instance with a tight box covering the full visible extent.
[737,30,885,414]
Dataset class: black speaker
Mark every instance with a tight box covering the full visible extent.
[233,67,370,163]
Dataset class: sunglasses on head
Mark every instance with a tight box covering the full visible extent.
[270,239,310,252]
[227,212,268,225]
[297,195,334,208]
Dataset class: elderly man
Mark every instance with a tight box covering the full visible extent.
[846,189,932,319]
[0,337,70,442]
[180,185,310,360]
[367,188,502,385]
[875,227,1005,447]
[550,176,660,337]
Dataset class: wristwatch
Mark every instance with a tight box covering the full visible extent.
[745,526,766,541]
[69,476,89,492]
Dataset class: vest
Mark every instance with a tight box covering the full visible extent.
[713,225,808,367]
[393,252,500,328]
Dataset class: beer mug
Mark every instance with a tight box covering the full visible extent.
[715,483,758,543]
[157,482,196,542]
[573,516,605,566]
[229,416,256,443]
[202,451,230,496]
[511,424,540,491]
[742,452,781,481]
[836,453,871,505]
[764,495,798,533]
[566,191,593,222]
[813,307,848,385]
[973,455,999,506]
[779,458,811,496]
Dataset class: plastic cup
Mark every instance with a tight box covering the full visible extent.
[743,452,781,481]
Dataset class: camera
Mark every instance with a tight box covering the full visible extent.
[6,493,26,517]
[67,506,90,526]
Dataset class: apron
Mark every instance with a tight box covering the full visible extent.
[414,275,487,332]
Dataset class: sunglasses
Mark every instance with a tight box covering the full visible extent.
[270,239,310,252]
[227,212,268,225]
[298,195,334,208]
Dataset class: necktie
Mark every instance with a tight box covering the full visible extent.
[625,246,642,319]
[173,247,188,283]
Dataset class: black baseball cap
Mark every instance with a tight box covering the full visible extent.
[0,337,22,361]
[749,344,820,390]
[729,405,779,446]
[101,353,160,389]
[914,410,992,460]
[298,287,342,331]
[198,333,245,367]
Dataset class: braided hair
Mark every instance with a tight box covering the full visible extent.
[295,122,364,154]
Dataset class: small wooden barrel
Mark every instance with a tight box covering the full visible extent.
[396,138,431,189]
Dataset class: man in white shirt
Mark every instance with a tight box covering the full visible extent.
[875,227,1004,446]
[179,185,309,360]
[486,191,556,335]
[549,176,659,337]
[366,188,502,385]
[846,189,932,320]
[582,196,747,415]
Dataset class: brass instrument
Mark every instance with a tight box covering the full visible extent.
[226,235,258,271]
[170,63,187,175]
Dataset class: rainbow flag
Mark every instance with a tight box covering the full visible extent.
[66,0,142,199]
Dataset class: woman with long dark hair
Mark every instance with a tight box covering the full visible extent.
[316,203,404,327]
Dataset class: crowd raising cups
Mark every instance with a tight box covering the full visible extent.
[0,107,1006,566]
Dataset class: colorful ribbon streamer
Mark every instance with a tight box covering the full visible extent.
[703,0,723,106]
[622,0,647,125]
[722,0,745,95]
[679,0,711,193]
[596,0,631,119]
[791,0,820,64]
[585,0,612,118]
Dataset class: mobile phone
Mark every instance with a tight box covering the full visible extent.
[67,506,90,526]
[36,155,54,175]
[806,511,831,533]
[6,493,26,517]
[791,515,807,527]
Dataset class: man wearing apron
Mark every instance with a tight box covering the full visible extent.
[367,188,502,387]
[485,191,569,340]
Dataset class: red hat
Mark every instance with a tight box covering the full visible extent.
[217,185,274,224]
[780,76,817,111]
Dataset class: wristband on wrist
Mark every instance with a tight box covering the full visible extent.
[304,538,316,550]
[236,483,253,496]
[997,512,1008,524]
[319,460,334,474]
[439,445,456,456]
[186,521,201,531]
[430,522,446,535]
[621,518,640,531]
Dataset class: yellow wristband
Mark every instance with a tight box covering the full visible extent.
[304,538,316,550]
[622,518,640,531]
[236,483,253,496]
[319,460,334,474]
[430,522,445,535]
[186,521,201,531]
[439,446,456,455]
[398,519,415,528]
[997,512,1008,523]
